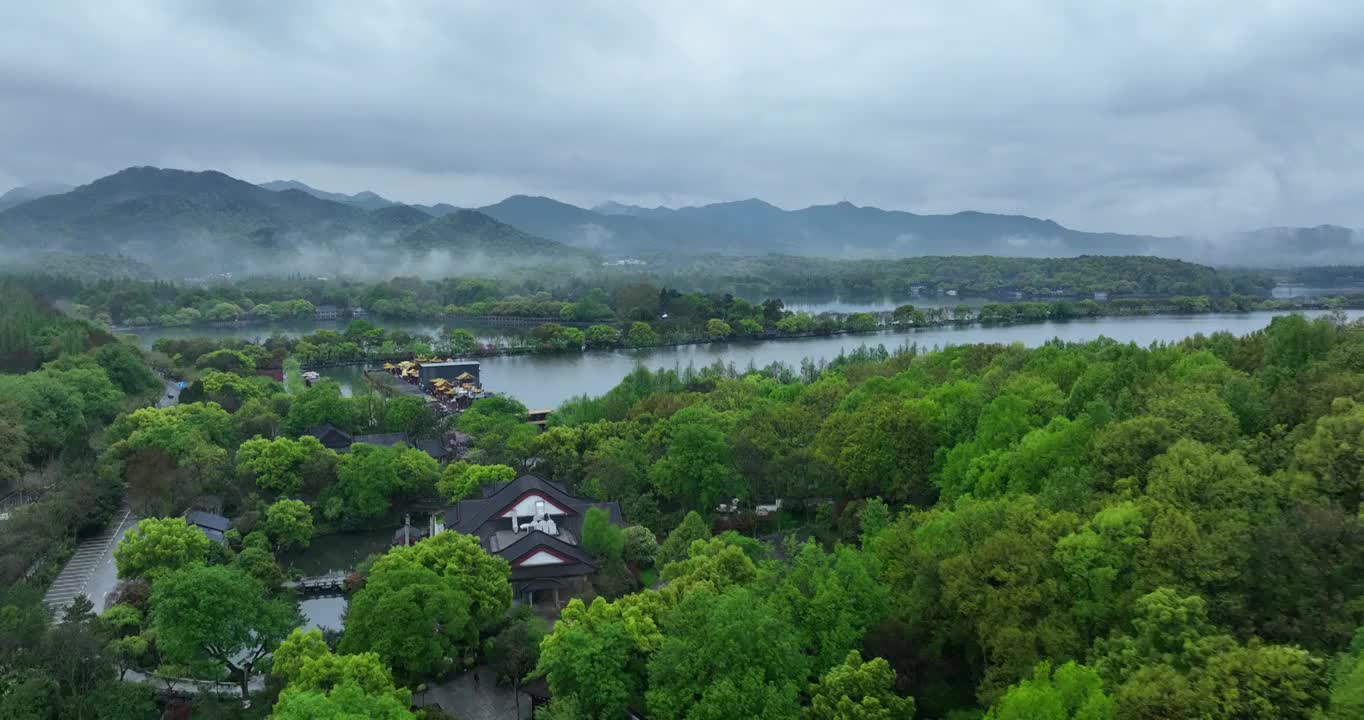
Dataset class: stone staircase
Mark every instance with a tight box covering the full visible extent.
[43,507,132,620]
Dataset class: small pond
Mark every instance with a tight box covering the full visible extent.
[284,528,395,631]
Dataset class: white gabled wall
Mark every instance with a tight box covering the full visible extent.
[517,550,565,566]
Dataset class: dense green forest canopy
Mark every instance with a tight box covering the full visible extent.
[6,264,1364,718]
[468,312,1364,718]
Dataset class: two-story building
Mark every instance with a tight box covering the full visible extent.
[434,474,624,608]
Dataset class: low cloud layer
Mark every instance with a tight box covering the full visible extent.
[2,1,1363,236]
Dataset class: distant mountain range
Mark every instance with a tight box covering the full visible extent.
[1,168,1361,274]
[0,168,590,277]
[258,180,398,211]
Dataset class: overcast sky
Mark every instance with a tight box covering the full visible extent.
[2,1,1362,235]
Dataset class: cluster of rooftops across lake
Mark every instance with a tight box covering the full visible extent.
[385,358,490,404]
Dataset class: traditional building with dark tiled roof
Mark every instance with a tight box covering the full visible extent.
[433,474,625,607]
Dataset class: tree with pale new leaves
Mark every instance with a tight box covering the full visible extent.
[113,516,211,581]
[236,434,334,496]
[658,510,711,567]
[436,461,515,502]
[263,498,314,550]
[272,628,413,719]
[806,651,915,720]
[985,661,1115,720]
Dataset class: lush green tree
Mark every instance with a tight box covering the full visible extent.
[236,434,334,496]
[271,681,415,719]
[264,498,314,550]
[107,402,235,515]
[374,530,512,629]
[233,396,286,441]
[537,593,668,719]
[658,511,712,567]
[806,651,916,720]
[858,497,891,545]
[272,628,413,718]
[648,406,743,510]
[706,318,733,339]
[341,562,472,680]
[195,347,254,372]
[382,394,437,439]
[582,506,625,561]
[1293,398,1364,512]
[80,681,158,720]
[447,328,477,355]
[1138,440,1282,622]
[93,342,160,395]
[585,324,621,348]
[436,462,516,502]
[113,516,211,580]
[0,371,88,460]
[985,661,1115,720]
[627,321,659,347]
[1324,628,1364,720]
[1194,640,1327,720]
[285,380,356,435]
[767,541,888,675]
[816,397,943,504]
[325,443,438,525]
[458,395,538,468]
[622,525,659,567]
[875,495,1080,705]
[0,402,29,495]
[647,587,807,720]
[341,533,510,678]
[151,564,298,699]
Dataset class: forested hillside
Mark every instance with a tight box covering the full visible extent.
[0,167,593,277]
[650,253,1275,298]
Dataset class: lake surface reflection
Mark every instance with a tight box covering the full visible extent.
[324,309,1357,410]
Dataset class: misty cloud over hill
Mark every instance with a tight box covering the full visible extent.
[2,167,1362,277]
[0,167,592,278]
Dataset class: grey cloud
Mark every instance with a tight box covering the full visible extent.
[1,1,1363,236]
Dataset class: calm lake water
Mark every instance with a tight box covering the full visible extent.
[126,305,1362,410]
[285,529,394,632]
[320,309,1361,410]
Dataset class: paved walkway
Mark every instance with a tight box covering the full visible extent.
[157,379,181,409]
[420,668,531,720]
[43,507,133,619]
